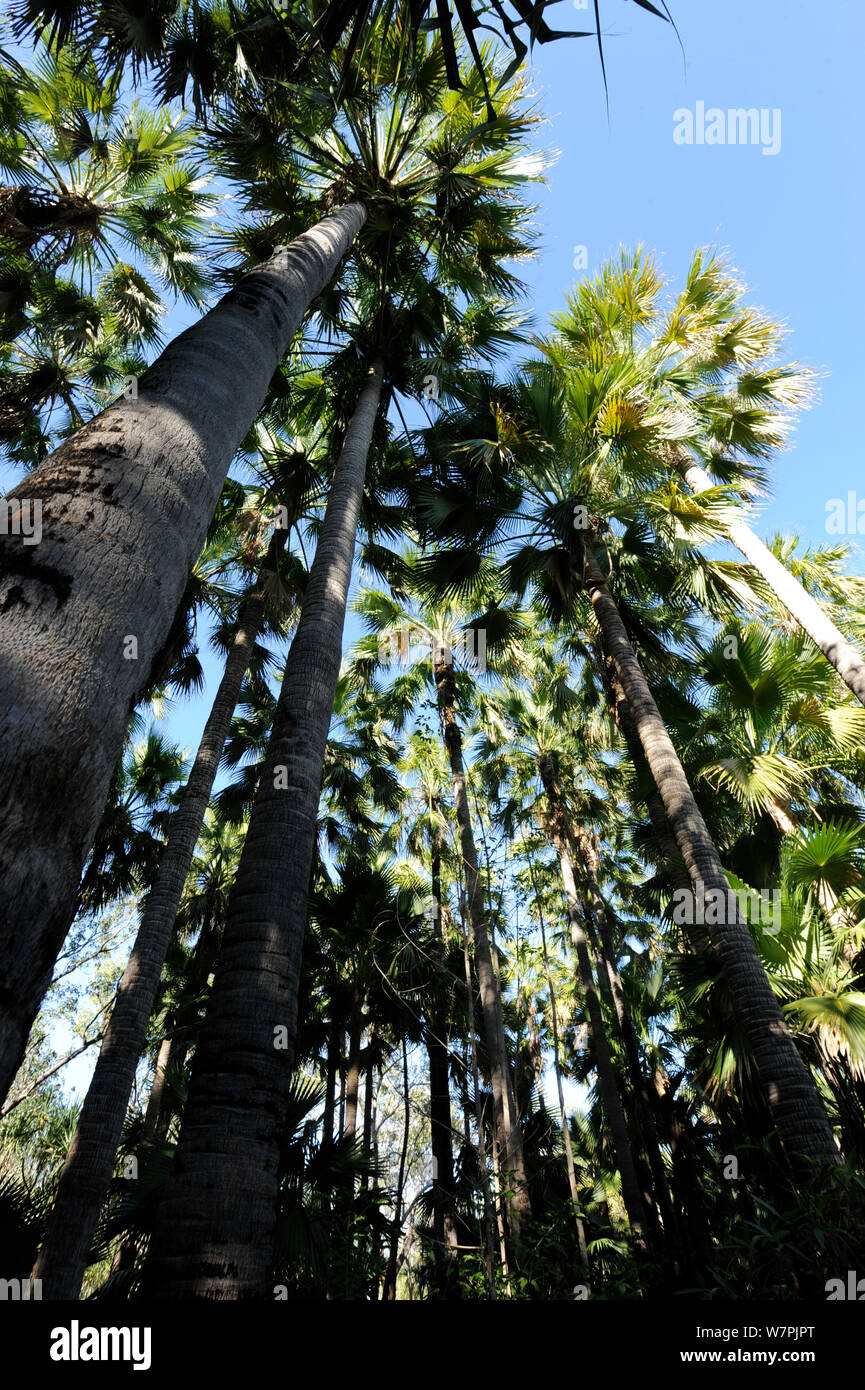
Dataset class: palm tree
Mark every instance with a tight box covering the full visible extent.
[393,730,462,1295]
[688,622,865,841]
[0,139,363,1105]
[10,0,675,117]
[413,314,841,1172]
[479,660,653,1249]
[352,571,534,1238]
[0,43,212,439]
[141,28,541,1298]
[546,246,865,704]
[648,251,865,708]
[31,478,307,1298]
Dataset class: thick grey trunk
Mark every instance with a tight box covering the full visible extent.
[677,456,865,708]
[582,538,840,1171]
[33,564,272,1298]
[0,203,367,1105]
[143,358,384,1299]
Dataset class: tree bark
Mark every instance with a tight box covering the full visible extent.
[674,455,865,708]
[426,836,460,1296]
[582,537,840,1172]
[525,849,590,1284]
[434,656,532,1237]
[573,824,682,1256]
[143,357,384,1299]
[141,1036,174,1147]
[344,1002,362,1141]
[460,915,498,1298]
[0,202,367,1105]
[33,545,276,1298]
[383,1037,411,1301]
[551,828,651,1250]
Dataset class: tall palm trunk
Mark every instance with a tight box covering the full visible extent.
[140,1036,174,1146]
[525,850,590,1283]
[597,648,690,895]
[32,538,281,1298]
[582,538,840,1171]
[0,203,366,1105]
[344,999,363,1140]
[383,1037,411,1301]
[537,760,650,1248]
[675,454,865,707]
[361,1043,376,1192]
[143,357,384,1299]
[323,1020,339,1148]
[572,824,682,1255]
[460,915,498,1298]
[433,656,532,1236]
[427,837,460,1296]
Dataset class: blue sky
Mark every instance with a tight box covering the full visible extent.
[521,0,864,544]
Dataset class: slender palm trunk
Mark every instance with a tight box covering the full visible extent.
[383,1037,411,1301]
[598,649,691,895]
[434,657,532,1235]
[0,203,366,1105]
[675,455,865,707]
[537,757,650,1246]
[141,1036,174,1147]
[344,1000,363,1141]
[427,838,460,1296]
[361,1041,375,1192]
[460,918,498,1298]
[573,825,682,1255]
[583,538,839,1171]
[33,549,277,1298]
[143,358,384,1299]
[323,1021,339,1148]
[526,851,590,1283]
[554,836,651,1249]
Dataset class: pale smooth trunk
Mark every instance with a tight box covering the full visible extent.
[676,456,865,708]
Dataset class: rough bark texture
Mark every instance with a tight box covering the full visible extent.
[32,545,278,1299]
[0,203,367,1105]
[427,838,460,1296]
[677,455,865,707]
[434,657,532,1236]
[143,358,384,1299]
[582,538,840,1171]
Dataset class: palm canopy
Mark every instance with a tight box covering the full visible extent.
[10,0,677,117]
[0,40,213,460]
[689,622,865,829]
